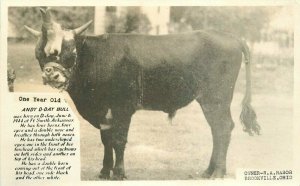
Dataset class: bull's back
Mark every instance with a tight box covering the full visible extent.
[107,30,242,67]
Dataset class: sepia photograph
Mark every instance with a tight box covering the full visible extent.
[5,4,295,182]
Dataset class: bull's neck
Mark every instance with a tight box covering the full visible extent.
[65,35,112,104]
[65,69,80,104]
[65,36,86,97]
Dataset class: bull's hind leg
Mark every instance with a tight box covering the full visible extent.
[197,100,234,179]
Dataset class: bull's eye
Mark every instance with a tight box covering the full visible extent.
[60,52,76,68]
[52,49,59,56]
[59,39,77,68]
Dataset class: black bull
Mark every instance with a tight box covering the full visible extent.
[26,12,260,179]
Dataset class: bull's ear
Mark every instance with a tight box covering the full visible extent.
[24,25,41,37]
[73,20,93,35]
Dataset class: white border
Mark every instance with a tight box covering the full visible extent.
[1,1,299,186]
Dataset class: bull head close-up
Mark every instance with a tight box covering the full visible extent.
[25,8,92,90]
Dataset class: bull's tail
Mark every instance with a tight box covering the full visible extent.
[239,40,260,136]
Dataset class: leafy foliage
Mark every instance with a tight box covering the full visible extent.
[8,7,94,37]
[9,6,151,37]
[9,6,278,42]
[48,7,94,32]
[106,7,151,34]
[170,7,279,42]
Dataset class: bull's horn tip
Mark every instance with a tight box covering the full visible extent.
[73,20,93,35]
[40,7,50,12]
[24,25,41,37]
[40,8,46,14]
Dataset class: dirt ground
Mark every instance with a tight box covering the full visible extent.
[9,42,294,180]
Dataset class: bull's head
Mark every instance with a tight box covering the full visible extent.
[25,8,92,90]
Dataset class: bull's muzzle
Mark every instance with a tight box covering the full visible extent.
[42,63,68,90]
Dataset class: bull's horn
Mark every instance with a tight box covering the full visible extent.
[40,7,52,24]
[73,20,93,35]
[24,25,41,37]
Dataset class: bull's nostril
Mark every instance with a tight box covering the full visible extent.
[50,49,58,56]
[53,74,59,80]
[45,67,52,73]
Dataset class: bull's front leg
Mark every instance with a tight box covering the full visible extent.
[99,129,113,179]
[99,110,114,179]
[111,105,135,180]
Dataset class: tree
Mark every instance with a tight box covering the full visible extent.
[8,7,94,38]
[170,7,278,42]
[106,7,151,34]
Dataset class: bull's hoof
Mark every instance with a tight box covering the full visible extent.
[99,173,110,180]
[201,170,212,179]
[211,169,225,179]
[99,168,111,180]
[201,168,225,179]
[112,168,127,180]
[112,174,127,180]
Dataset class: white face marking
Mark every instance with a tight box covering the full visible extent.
[44,23,75,57]
[44,22,64,56]
[64,31,75,41]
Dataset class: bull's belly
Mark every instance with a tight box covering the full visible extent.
[140,94,196,113]
[140,71,200,113]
